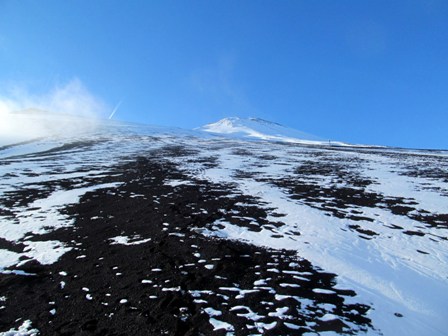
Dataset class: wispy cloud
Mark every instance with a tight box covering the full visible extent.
[189,55,256,117]
[0,78,108,117]
[345,20,387,58]
[0,78,109,144]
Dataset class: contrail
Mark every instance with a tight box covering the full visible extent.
[109,100,122,120]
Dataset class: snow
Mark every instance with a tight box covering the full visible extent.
[312,288,335,294]
[268,306,289,318]
[0,320,39,336]
[0,182,122,272]
[204,307,222,316]
[198,117,320,141]
[284,322,301,330]
[109,235,152,246]
[22,240,71,265]
[229,306,264,321]
[165,180,194,187]
[161,287,181,292]
[1,113,447,335]
[204,307,234,333]
[179,140,448,336]
[362,155,448,214]
[208,318,234,332]
[197,117,350,145]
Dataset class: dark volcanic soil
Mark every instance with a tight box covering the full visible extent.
[0,156,374,335]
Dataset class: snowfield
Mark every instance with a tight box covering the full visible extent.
[0,115,447,335]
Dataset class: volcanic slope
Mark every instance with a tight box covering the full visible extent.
[0,119,447,335]
[197,117,327,144]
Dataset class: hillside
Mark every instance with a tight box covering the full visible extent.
[0,115,447,335]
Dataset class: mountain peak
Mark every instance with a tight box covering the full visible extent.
[209,116,280,126]
[197,117,324,144]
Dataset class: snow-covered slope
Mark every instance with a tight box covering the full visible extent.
[198,117,335,145]
[1,113,447,335]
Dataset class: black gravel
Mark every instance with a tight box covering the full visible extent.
[0,156,375,335]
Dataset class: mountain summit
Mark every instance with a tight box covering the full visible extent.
[197,117,325,144]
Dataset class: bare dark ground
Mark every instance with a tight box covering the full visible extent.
[0,156,375,335]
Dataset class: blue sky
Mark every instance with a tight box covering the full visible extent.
[1,1,447,149]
